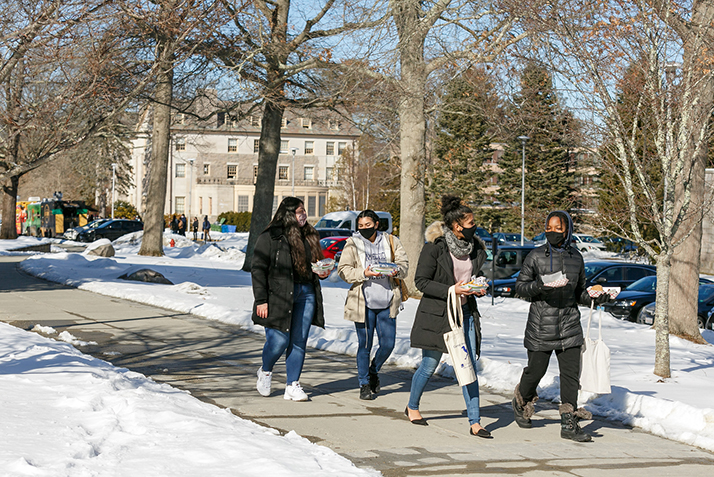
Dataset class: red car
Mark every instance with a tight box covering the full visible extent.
[320,236,349,260]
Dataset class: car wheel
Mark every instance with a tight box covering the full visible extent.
[636,308,646,325]
[697,314,705,330]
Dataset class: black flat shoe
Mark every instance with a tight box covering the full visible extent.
[470,427,492,438]
[404,407,428,426]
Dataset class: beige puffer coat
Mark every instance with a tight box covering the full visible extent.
[337,232,409,323]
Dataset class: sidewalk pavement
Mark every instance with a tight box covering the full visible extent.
[2,256,713,476]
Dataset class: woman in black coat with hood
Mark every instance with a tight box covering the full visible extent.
[251,197,330,402]
[405,195,491,438]
[512,210,611,442]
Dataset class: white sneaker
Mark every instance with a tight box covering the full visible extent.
[284,381,308,401]
[256,367,272,397]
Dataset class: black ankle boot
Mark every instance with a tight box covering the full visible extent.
[369,372,380,394]
[359,384,373,400]
[560,413,592,442]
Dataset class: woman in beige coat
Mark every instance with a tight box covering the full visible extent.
[338,210,409,400]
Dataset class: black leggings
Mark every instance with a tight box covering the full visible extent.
[518,347,581,409]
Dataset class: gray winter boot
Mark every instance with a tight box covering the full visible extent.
[512,384,537,429]
[559,404,592,442]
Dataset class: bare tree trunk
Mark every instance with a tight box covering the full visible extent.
[667,3,714,343]
[139,55,174,257]
[395,2,427,293]
[241,99,284,271]
[0,176,19,239]
[654,253,672,378]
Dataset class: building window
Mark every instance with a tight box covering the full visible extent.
[304,141,314,155]
[301,118,311,129]
[228,138,238,153]
[253,165,258,183]
[227,165,237,179]
[281,118,287,128]
[217,112,225,127]
[272,196,278,215]
[176,163,186,178]
[175,137,186,151]
[280,140,289,154]
[319,194,326,216]
[338,142,346,155]
[177,113,186,125]
[307,196,316,217]
[326,167,334,181]
[304,166,314,181]
[328,119,340,130]
[251,116,261,127]
[253,139,260,154]
[203,164,210,175]
[237,195,249,212]
[326,142,335,155]
[278,165,289,180]
[175,196,185,214]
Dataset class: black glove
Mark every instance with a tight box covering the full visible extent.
[594,293,611,305]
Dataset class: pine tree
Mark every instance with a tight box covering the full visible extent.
[426,68,500,225]
[497,63,577,237]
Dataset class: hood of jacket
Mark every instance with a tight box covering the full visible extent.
[545,210,574,250]
[424,220,486,249]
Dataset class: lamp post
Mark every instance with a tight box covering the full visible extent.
[517,136,529,246]
[291,147,298,196]
[111,163,117,219]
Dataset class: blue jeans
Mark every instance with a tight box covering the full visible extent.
[262,283,316,383]
[407,305,481,425]
[354,307,396,386]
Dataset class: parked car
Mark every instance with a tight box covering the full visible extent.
[476,227,493,247]
[572,234,607,252]
[63,218,111,241]
[77,219,143,242]
[320,236,349,260]
[599,236,638,253]
[583,260,656,290]
[606,275,713,321]
[492,232,531,244]
[533,232,546,245]
[489,271,521,297]
[637,284,714,329]
[315,211,393,234]
[316,228,353,239]
[480,244,536,279]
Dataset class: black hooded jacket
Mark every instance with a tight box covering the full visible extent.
[515,211,594,351]
[250,225,325,332]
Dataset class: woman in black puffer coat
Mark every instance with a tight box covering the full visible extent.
[512,210,610,442]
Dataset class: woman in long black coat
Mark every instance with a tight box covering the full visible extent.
[512,210,610,442]
[251,197,330,401]
[406,195,490,437]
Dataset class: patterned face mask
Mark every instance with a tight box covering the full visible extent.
[296,212,307,227]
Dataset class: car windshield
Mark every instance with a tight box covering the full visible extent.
[626,276,657,292]
[698,286,714,304]
[315,219,345,228]
[319,238,340,248]
[579,235,602,244]
[477,228,491,239]
[584,264,606,278]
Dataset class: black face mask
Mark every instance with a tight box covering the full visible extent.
[460,225,477,242]
[359,227,376,240]
[546,231,567,247]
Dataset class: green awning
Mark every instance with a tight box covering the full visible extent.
[52,209,62,215]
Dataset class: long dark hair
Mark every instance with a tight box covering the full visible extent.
[267,197,324,276]
[440,194,472,229]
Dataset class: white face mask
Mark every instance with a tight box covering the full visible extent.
[296,213,307,227]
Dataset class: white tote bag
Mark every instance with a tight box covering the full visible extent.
[443,286,477,387]
[580,303,611,394]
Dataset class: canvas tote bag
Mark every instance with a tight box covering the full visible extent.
[443,285,477,386]
[580,302,611,394]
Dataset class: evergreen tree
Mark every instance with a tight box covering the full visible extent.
[497,63,577,237]
[426,68,500,225]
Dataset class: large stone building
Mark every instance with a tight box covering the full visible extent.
[127,106,359,222]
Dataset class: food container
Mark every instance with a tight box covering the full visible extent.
[369,262,399,276]
[541,271,569,288]
[312,258,336,273]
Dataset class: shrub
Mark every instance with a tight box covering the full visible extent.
[217,211,252,232]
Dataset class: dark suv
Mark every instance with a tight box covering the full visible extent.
[583,260,656,290]
[77,219,143,242]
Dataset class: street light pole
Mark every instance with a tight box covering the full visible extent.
[291,147,298,196]
[517,136,529,246]
[111,163,117,219]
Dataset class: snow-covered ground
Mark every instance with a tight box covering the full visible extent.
[2,232,714,468]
